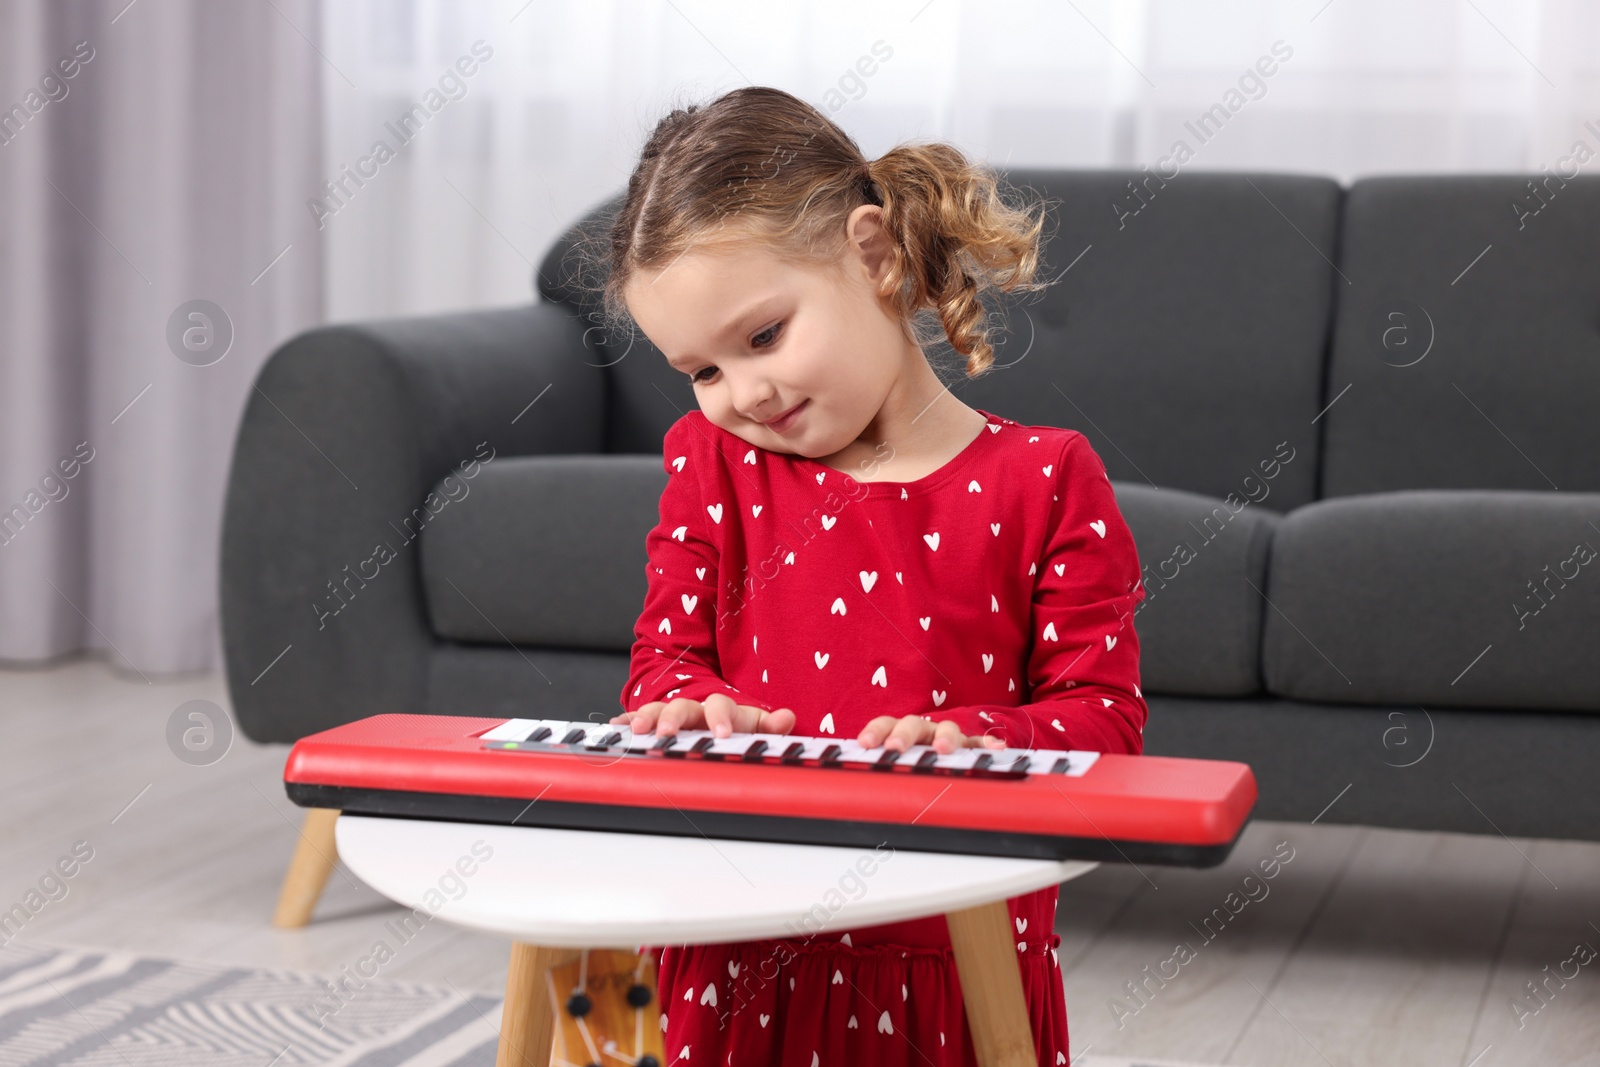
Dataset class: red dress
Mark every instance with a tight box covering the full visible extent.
[621,407,1149,1066]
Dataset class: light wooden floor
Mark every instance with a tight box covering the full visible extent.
[3,656,1596,1067]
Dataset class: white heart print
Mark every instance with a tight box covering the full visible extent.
[923,532,940,551]
[932,690,946,706]
[706,503,722,524]
[815,651,830,668]
[860,571,877,592]
[871,665,888,687]
[672,456,686,471]
[1090,519,1106,537]
[819,712,835,733]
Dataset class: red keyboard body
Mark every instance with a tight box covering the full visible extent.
[283,714,1257,867]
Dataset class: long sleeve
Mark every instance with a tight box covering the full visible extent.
[931,431,1149,755]
[620,420,767,713]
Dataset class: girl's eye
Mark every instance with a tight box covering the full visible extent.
[686,322,782,383]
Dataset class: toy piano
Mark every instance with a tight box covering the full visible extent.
[283,714,1257,867]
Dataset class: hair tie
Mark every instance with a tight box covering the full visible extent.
[859,159,882,205]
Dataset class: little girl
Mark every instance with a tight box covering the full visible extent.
[602,86,1148,1066]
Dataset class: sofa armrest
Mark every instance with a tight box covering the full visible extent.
[220,302,604,743]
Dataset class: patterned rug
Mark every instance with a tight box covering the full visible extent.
[0,939,1232,1067]
[0,940,503,1066]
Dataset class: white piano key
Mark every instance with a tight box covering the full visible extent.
[530,719,587,743]
[980,749,1034,775]
[793,737,843,763]
[746,733,804,760]
[578,724,623,748]
[834,740,897,769]
[703,735,767,759]
[480,719,541,742]
[657,729,714,755]
[997,748,1102,776]
[619,731,661,753]
[1063,750,1099,777]
[892,744,941,770]
[931,749,990,774]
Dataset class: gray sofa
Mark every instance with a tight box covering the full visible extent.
[221,170,1600,842]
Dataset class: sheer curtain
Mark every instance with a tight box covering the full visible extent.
[321,0,1598,322]
[0,0,322,676]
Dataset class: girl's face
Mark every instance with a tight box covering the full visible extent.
[622,207,912,458]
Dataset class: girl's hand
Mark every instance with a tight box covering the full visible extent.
[611,692,796,739]
[857,714,1008,756]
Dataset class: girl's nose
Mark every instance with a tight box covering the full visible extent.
[729,375,777,422]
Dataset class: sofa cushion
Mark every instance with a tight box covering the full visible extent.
[1115,482,1281,697]
[1262,490,1600,710]
[1141,693,1600,842]
[419,456,663,650]
[1322,175,1600,497]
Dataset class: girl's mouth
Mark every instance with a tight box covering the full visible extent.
[765,400,807,433]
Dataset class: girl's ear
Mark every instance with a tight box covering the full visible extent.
[844,204,896,292]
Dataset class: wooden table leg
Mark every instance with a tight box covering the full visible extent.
[272,808,340,927]
[946,900,1038,1067]
[496,942,583,1067]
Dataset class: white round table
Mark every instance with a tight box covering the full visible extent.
[335,815,1096,1067]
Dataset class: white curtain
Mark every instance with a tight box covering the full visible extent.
[0,0,322,676]
[322,0,1598,322]
[4,0,1593,675]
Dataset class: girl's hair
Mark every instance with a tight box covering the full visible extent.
[590,85,1055,379]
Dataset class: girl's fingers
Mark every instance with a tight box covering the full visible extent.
[932,719,965,755]
[856,715,899,748]
[617,704,663,733]
[884,714,931,753]
[657,697,707,737]
[700,693,737,738]
[757,707,797,735]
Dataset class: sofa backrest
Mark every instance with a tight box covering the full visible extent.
[1320,174,1600,498]
[959,169,1340,513]
[539,170,1600,503]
